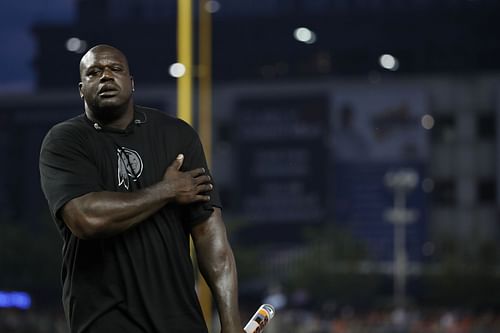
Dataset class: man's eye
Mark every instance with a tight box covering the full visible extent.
[88,69,101,76]
[112,66,123,72]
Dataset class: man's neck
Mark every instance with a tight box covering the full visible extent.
[85,103,134,130]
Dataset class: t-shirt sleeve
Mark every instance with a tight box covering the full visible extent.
[39,125,104,220]
[180,126,222,227]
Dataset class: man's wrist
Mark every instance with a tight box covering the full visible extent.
[146,180,174,204]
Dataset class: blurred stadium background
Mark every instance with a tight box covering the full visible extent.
[1,0,500,332]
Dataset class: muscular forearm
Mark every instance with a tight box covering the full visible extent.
[62,154,212,240]
[62,181,173,239]
[201,248,241,331]
[193,209,243,332]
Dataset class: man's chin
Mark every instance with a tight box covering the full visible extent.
[92,101,127,123]
[97,98,120,109]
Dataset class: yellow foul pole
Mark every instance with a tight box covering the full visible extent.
[199,0,213,161]
[177,0,193,124]
[178,0,214,330]
[197,0,214,329]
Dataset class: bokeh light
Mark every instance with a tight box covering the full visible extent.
[169,63,186,78]
[294,27,316,44]
[379,54,399,71]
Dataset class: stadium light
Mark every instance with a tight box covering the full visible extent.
[204,0,220,13]
[169,62,187,78]
[421,114,435,130]
[379,54,399,71]
[65,37,87,54]
[293,27,316,44]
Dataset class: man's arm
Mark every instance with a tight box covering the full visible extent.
[62,154,212,239]
[191,207,244,333]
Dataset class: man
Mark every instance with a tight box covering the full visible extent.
[39,44,243,333]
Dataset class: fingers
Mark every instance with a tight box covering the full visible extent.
[168,154,204,175]
[170,155,207,179]
[188,167,207,178]
[194,194,211,202]
[197,183,213,193]
[164,157,214,204]
[194,174,211,186]
[179,186,211,204]
[187,169,212,186]
[170,154,184,170]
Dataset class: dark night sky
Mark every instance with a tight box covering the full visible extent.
[0,0,74,91]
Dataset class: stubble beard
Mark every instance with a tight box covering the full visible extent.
[89,95,132,124]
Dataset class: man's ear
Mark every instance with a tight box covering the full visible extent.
[131,76,135,92]
[78,82,84,99]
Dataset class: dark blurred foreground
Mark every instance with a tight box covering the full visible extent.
[2,307,500,333]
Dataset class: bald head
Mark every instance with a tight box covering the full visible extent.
[78,44,135,123]
[79,44,130,79]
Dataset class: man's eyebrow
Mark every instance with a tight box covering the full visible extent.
[85,62,125,71]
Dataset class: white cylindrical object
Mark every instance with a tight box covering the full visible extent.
[244,304,275,333]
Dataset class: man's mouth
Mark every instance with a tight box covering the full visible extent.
[98,86,119,97]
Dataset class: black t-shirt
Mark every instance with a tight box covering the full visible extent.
[39,106,221,333]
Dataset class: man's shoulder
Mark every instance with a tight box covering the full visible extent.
[138,105,195,132]
[43,115,89,143]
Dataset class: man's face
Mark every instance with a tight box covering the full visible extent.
[79,47,134,119]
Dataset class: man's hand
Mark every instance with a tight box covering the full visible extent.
[162,154,213,204]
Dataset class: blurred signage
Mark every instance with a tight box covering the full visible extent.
[0,291,31,309]
[330,85,429,261]
[234,95,329,224]
[331,86,429,163]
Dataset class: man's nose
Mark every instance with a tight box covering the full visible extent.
[100,67,114,80]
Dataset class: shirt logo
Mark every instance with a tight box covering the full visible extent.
[117,147,143,189]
